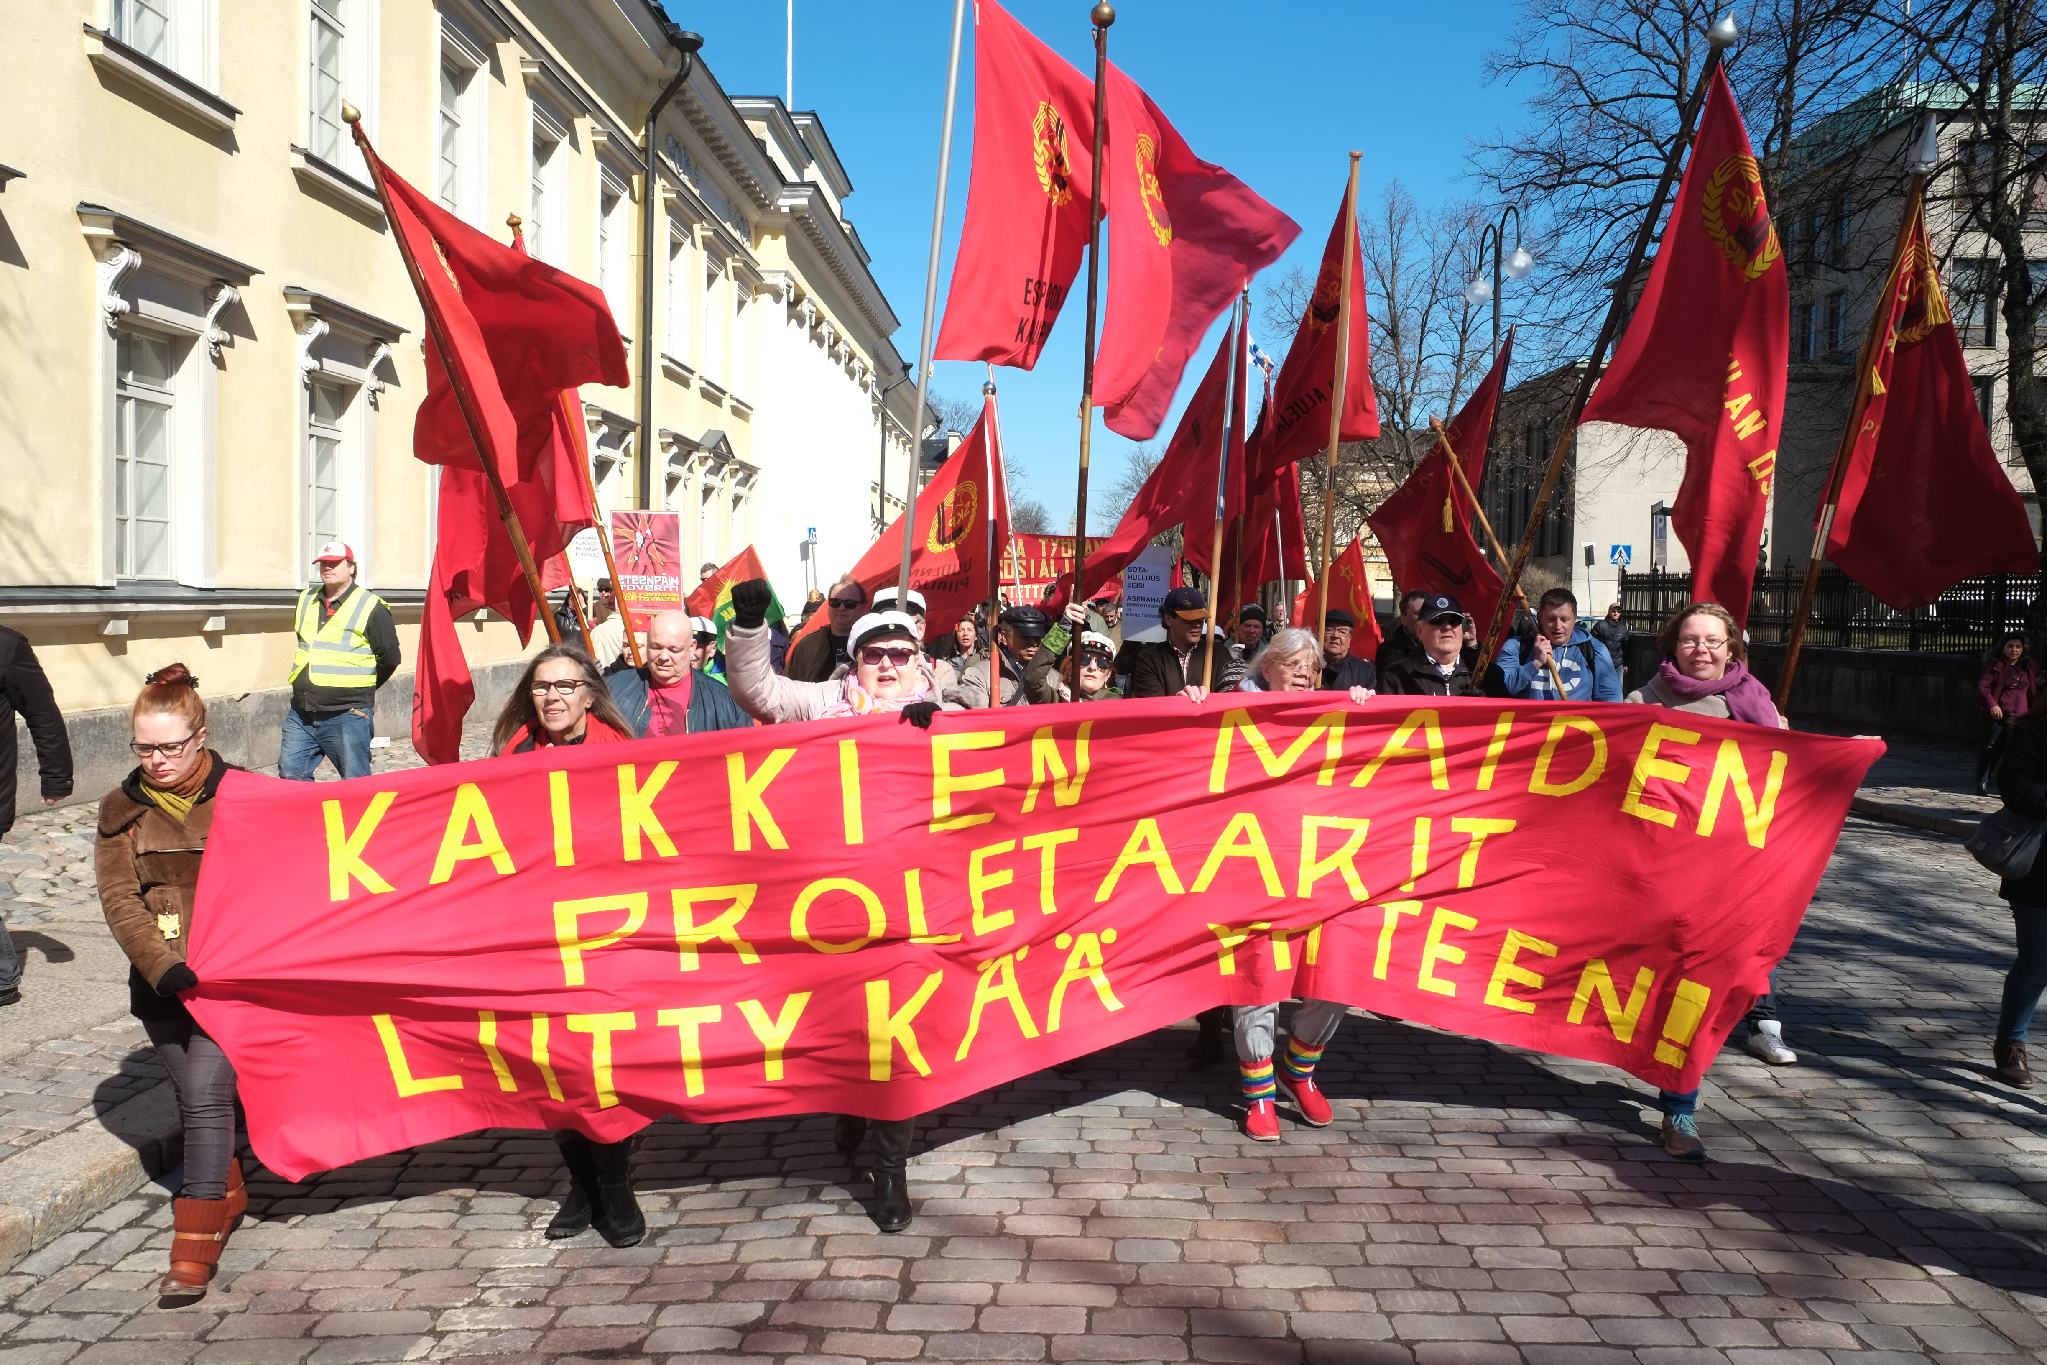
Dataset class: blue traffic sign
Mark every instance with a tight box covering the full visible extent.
[1610,544,1633,566]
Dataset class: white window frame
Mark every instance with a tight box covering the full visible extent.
[434,27,487,224]
[664,220,690,363]
[701,252,725,385]
[731,278,753,403]
[113,328,179,581]
[304,375,365,571]
[305,0,378,183]
[112,0,218,89]
[597,167,630,328]
[528,99,570,267]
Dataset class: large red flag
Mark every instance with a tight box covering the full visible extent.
[1579,69,1786,626]
[933,1,1097,369]
[1093,64,1298,440]
[1824,197,2035,607]
[1181,312,1253,580]
[1246,187,1378,483]
[1367,334,1514,637]
[1289,537,1385,661]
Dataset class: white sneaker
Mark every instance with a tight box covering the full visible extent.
[1745,1019,1797,1065]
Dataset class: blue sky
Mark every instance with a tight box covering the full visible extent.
[687,0,1528,532]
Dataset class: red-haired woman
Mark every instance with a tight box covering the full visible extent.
[95,665,245,1302]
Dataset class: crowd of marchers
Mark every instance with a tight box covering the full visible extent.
[12,540,2047,1304]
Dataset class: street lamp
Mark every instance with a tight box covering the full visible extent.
[875,363,915,534]
[1464,206,1534,358]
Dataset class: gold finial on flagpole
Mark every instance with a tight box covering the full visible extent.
[1091,3,1115,26]
[341,101,361,124]
[506,213,523,232]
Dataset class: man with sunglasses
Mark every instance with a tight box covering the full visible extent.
[948,605,1050,707]
[1128,587,1244,698]
[784,575,867,682]
[1023,599,1123,703]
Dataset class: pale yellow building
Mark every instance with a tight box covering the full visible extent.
[1,0,924,798]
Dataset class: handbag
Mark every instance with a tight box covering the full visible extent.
[1967,806,2046,879]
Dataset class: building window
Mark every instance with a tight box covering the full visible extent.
[702,255,724,383]
[307,379,350,564]
[113,0,216,87]
[115,331,177,580]
[1975,375,1997,429]
[528,106,568,267]
[116,0,173,63]
[1793,300,1818,361]
[1825,291,1848,357]
[435,17,486,224]
[598,170,629,326]
[308,0,345,164]
[436,63,465,209]
[665,224,688,359]
[732,283,752,401]
[1953,258,1997,347]
[1828,191,1851,268]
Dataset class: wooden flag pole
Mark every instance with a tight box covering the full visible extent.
[1475,21,1738,678]
[1432,416,1566,697]
[1776,154,1931,710]
[1067,3,1116,625]
[1316,152,1363,644]
[346,107,559,644]
[983,362,1005,707]
[560,555,599,657]
[1201,295,1245,692]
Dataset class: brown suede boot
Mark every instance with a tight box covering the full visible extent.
[223,1159,247,1224]
[1994,1039,2034,1089]
[159,1196,237,1302]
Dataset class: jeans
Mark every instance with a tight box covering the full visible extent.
[0,912,17,995]
[1997,902,2047,1042]
[1659,1088,1699,1118]
[1745,969,1780,1027]
[143,1017,240,1199]
[280,706,373,781]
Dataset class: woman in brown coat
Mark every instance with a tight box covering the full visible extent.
[96,664,245,1302]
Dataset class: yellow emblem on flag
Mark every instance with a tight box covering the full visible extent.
[1700,154,1782,282]
[1033,102,1075,208]
[928,481,980,553]
[1135,134,1173,247]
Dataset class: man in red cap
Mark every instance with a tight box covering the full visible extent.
[282,541,400,780]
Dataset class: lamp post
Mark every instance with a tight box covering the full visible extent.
[1463,207,1534,358]
[874,363,914,534]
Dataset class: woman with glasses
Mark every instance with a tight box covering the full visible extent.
[1023,599,1123,703]
[95,664,247,1302]
[723,578,957,1232]
[485,646,645,1246]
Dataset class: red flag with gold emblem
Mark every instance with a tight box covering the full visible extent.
[1579,69,1787,626]
[933,0,1097,369]
[1289,538,1384,660]
[1823,197,2035,608]
[1093,63,1299,440]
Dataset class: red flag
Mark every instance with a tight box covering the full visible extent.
[1367,334,1514,637]
[1182,311,1253,578]
[1246,187,1377,483]
[1824,198,2035,607]
[1579,70,1786,626]
[1093,64,1298,439]
[1289,538,1384,661]
[933,0,1097,369]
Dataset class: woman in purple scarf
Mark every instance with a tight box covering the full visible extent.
[1625,602,1792,1163]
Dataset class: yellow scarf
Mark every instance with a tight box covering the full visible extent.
[141,751,213,823]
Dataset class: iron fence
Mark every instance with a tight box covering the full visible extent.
[1618,567,2045,655]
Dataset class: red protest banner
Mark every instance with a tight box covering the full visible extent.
[188,699,1879,1180]
[1006,533,1111,598]
[608,511,681,631]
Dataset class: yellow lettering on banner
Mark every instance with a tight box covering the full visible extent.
[1621,723,1702,828]
[1452,818,1518,889]
[1192,813,1283,897]
[1208,709,1346,793]
[656,1004,721,1097]
[1724,390,1753,425]
[1022,828,1080,915]
[1418,908,1478,996]
[1353,710,1449,791]
[567,1012,636,1109]
[554,893,648,987]
[727,749,796,851]
[931,731,1006,831]
[1698,739,1788,848]
[372,1014,463,1097]
[1528,716,1608,797]
[1402,817,1431,893]
[956,952,1041,1059]
[1298,816,1370,900]
[618,761,679,860]
[1484,930,1558,1014]
[1306,922,1323,965]
[529,1014,564,1101]
[904,869,961,944]
[549,771,575,867]
[429,783,515,885]
[735,993,811,1081]
[839,740,864,845]
[1205,921,1264,975]
[1023,722,1093,813]
[1374,901,1422,979]
[967,841,1018,935]
[1268,925,1304,971]
[324,792,397,902]
[1476,713,1515,792]
[1095,819,1185,901]
[1654,979,1714,1067]
[671,886,762,970]
[477,1011,517,1092]
[1047,929,1123,1030]
[1567,960,1657,1043]
[866,972,944,1080]
[791,877,885,954]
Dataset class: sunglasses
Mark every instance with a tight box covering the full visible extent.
[859,645,918,667]
[829,596,865,609]
[1078,651,1114,668]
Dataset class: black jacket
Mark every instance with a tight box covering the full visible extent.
[1374,626,1424,675]
[1378,651,1479,697]
[1997,720,2047,905]
[1322,654,1377,693]
[1128,634,1245,698]
[1,627,73,836]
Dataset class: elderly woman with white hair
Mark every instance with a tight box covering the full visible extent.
[1225,628,1373,1138]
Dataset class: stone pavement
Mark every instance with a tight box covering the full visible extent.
[4,785,2047,1361]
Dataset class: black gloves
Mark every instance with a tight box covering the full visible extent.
[730,578,773,629]
[899,701,942,730]
[156,962,199,998]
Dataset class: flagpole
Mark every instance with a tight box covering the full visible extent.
[345,106,561,645]
[1476,15,1738,679]
[898,0,969,595]
[1776,129,1934,711]
[1202,295,1244,691]
[1431,415,1566,696]
[983,362,1005,707]
[1068,3,1116,615]
[1316,152,1362,643]
[1220,288,1253,665]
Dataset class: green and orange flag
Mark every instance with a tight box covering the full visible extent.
[687,546,785,650]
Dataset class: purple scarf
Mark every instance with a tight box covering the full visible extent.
[1656,659,1781,728]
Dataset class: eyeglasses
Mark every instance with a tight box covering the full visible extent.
[829,596,865,610]
[1676,635,1730,651]
[131,734,198,759]
[529,680,588,696]
[859,646,918,667]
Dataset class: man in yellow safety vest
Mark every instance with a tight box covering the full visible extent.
[282,541,400,780]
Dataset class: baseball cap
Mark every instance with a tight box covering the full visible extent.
[1162,586,1209,620]
[1000,605,1052,638]
[1420,592,1465,623]
[1323,609,1356,630]
[312,540,355,564]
